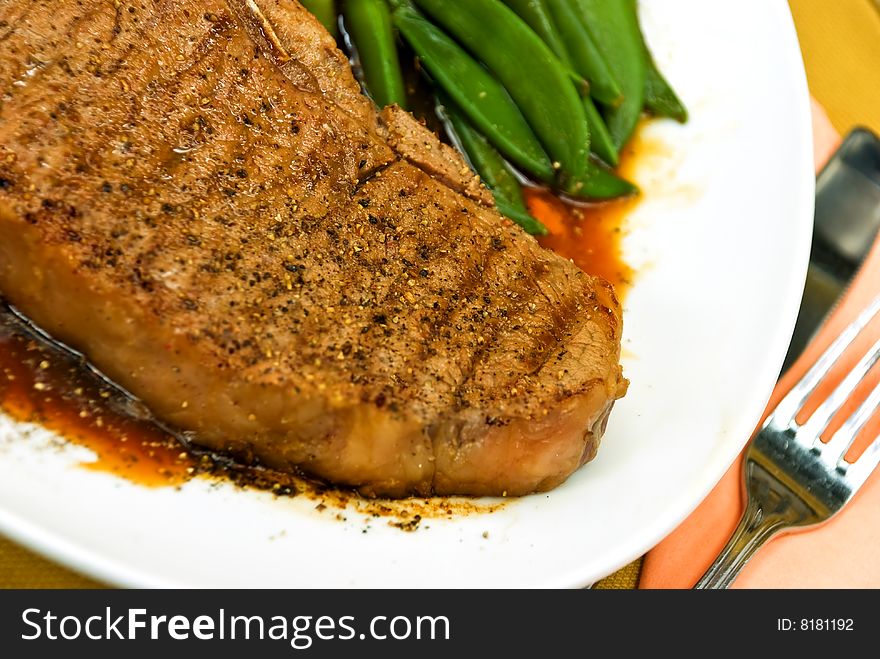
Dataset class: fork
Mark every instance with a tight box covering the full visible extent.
[695,294,880,589]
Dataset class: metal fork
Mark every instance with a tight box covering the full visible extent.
[695,294,880,589]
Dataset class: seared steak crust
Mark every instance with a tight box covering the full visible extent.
[0,0,626,496]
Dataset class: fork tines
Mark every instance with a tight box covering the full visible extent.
[767,294,880,485]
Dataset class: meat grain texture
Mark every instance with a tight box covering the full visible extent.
[0,0,627,497]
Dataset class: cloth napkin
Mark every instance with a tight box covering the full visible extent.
[640,100,880,588]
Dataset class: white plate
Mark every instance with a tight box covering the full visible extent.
[0,0,813,588]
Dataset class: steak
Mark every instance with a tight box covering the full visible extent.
[0,0,627,496]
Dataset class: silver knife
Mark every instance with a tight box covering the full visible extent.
[782,128,880,373]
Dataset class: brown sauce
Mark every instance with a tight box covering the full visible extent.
[0,308,196,486]
[533,131,650,295]
[0,127,652,519]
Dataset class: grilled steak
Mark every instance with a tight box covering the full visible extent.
[0,0,626,496]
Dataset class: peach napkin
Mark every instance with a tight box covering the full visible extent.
[641,101,880,589]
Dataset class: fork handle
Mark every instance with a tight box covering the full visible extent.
[693,497,791,589]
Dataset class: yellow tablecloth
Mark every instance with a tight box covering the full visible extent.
[789,0,880,136]
[2,0,879,590]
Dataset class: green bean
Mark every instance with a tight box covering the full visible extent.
[500,1,617,165]
[500,0,572,67]
[641,48,687,123]
[498,2,590,99]
[624,0,687,122]
[574,0,646,149]
[581,95,618,166]
[494,198,548,236]
[344,0,406,109]
[414,0,590,183]
[544,0,622,107]
[301,0,339,39]
[563,159,637,200]
[644,60,687,122]
[391,1,555,181]
[441,98,547,236]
